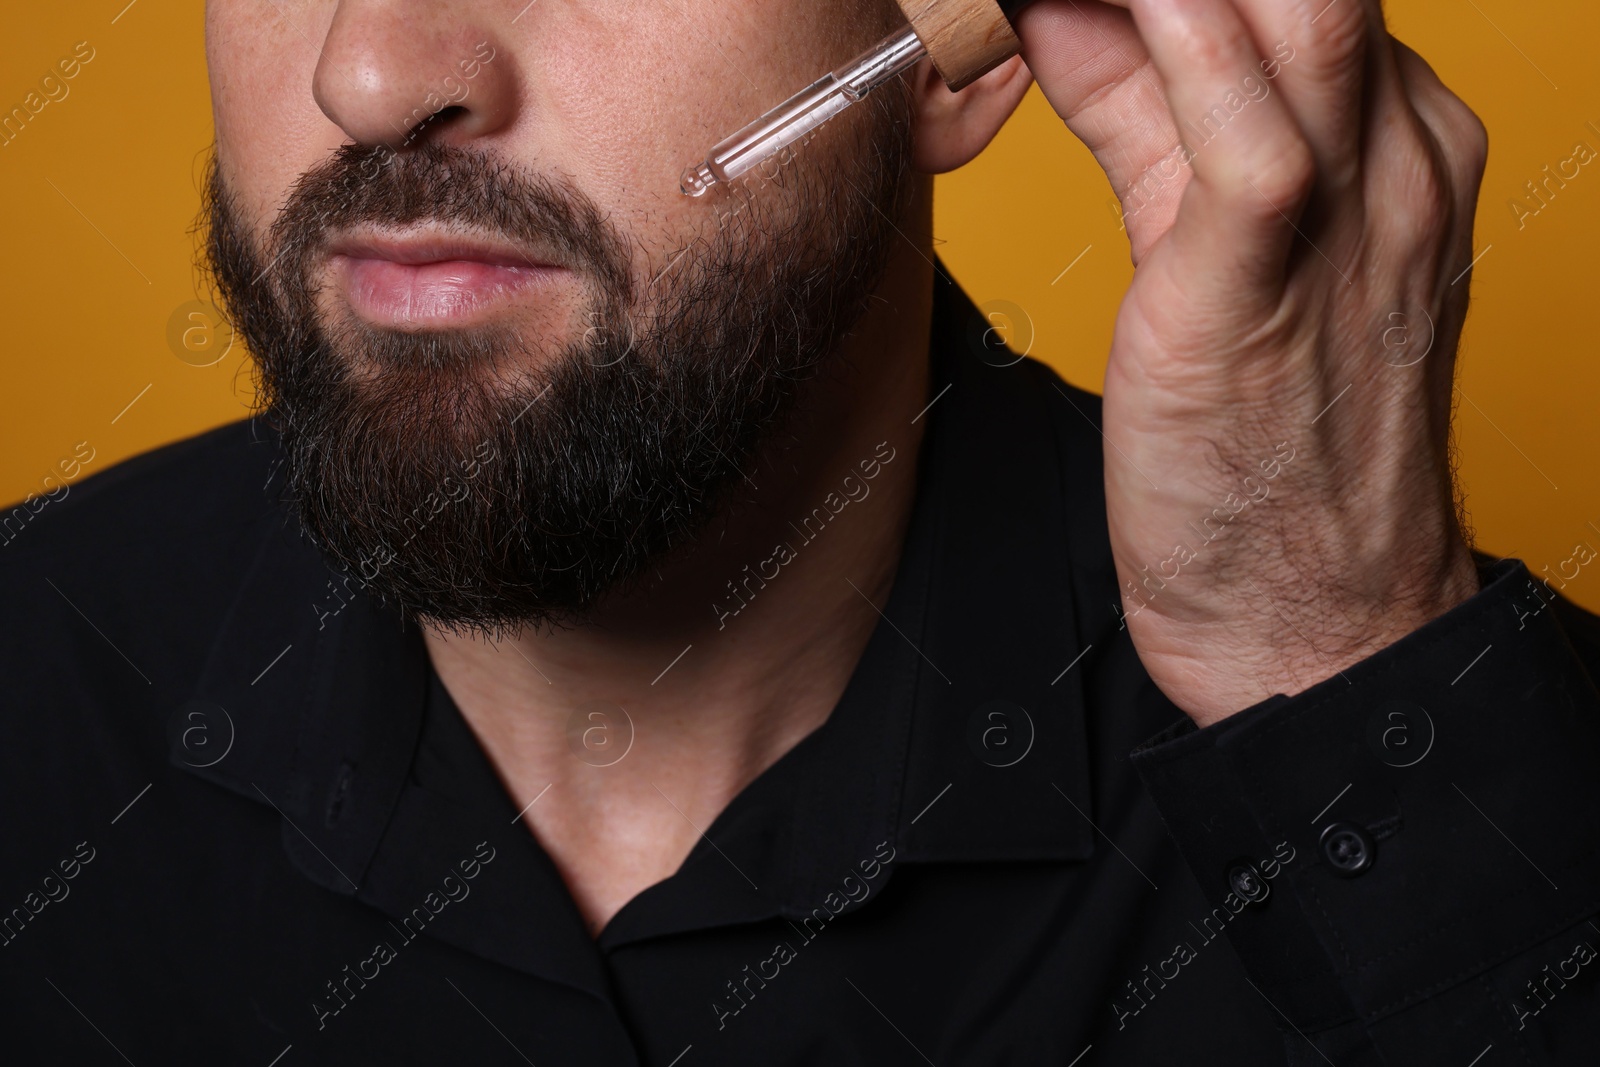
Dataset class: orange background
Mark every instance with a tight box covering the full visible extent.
[2,1,1595,609]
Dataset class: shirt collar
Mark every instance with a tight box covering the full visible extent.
[174,266,1098,972]
[893,267,1096,866]
[177,520,615,995]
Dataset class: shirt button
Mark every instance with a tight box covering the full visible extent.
[1320,821,1375,877]
[1227,863,1269,902]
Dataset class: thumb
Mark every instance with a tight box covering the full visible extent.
[1013,0,1185,261]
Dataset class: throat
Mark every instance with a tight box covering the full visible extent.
[524,793,713,938]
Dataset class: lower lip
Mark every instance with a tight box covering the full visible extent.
[334,255,566,326]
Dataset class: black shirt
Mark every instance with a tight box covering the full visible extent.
[4,275,1600,1065]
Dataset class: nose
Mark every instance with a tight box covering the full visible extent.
[311,1,515,150]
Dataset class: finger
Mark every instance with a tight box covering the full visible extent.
[1216,0,1376,188]
[1129,0,1318,289]
[1014,1,1187,257]
[1390,40,1489,236]
[1380,40,1488,323]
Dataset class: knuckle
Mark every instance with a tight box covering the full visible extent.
[1447,99,1490,177]
[1166,13,1250,76]
[1247,139,1317,210]
[1394,42,1488,180]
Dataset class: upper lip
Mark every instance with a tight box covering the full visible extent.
[325,228,564,270]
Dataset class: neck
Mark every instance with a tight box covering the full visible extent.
[422,192,935,934]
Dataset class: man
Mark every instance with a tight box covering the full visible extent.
[3,0,1597,1062]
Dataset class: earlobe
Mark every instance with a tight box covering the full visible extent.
[910,53,1034,174]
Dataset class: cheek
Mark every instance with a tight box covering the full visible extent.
[551,86,711,265]
[521,0,866,265]
[520,8,777,261]
[207,0,346,231]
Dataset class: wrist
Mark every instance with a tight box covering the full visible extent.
[1127,543,1482,727]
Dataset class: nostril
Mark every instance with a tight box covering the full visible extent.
[402,105,468,148]
[433,105,466,124]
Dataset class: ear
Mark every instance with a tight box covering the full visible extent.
[909,53,1034,174]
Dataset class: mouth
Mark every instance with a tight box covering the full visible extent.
[325,227,571,329]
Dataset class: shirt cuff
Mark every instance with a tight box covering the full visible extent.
[1128,559,1600,1031]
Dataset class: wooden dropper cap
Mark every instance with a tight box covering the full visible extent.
[890,0,1034,92]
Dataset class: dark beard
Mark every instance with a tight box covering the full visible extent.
[202,88,915,637]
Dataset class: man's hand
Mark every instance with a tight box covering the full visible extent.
[1013,0,1486,725]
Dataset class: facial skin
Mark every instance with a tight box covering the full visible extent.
[203,0,1035,933]
[205,1,918,632]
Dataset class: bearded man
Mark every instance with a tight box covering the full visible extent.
[4,0,1598,1063]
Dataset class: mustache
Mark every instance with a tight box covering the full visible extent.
[255,140,635,308]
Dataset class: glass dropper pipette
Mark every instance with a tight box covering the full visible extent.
[680,24,926,197]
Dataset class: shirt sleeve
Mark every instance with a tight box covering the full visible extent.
[1128,558,1600,1066]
